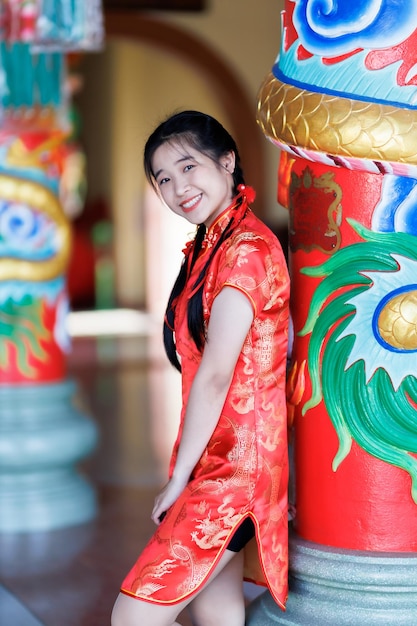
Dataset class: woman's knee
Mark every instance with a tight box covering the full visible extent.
[190,598,245,626]
[111,593,149,626]
[111,592,185,626]
[111,594,128,626]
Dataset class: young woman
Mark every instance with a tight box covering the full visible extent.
[111,111,290,626]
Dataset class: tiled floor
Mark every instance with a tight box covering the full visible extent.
[0,332,263,625]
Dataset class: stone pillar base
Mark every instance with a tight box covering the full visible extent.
[0,379,98,532]
[246,534,417,625]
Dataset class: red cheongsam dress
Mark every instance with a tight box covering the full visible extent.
[121,192,290,610]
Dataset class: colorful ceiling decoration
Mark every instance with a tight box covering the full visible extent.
[0,1,104,51]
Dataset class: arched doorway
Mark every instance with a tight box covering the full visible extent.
[105,12,266,211]
[73,13,264,312]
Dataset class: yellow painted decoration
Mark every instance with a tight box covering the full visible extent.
[378,290,417,351]
[0,175,72,281]
[257,73,417,165]
[6,132,67,171]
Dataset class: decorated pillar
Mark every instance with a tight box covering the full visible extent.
[247,1,417,623]
[0,1,103,532]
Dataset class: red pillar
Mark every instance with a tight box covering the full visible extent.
[285,158,417,551]
[247,4,417,621]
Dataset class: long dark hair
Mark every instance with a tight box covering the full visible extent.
[144,110,245,370]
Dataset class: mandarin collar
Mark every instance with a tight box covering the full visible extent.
[182,185,255,258]
[202,202,239,251]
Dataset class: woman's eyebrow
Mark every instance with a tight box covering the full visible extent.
[176,154,196,164]
[154,155,196,179]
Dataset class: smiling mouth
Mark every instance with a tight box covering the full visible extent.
[181,194,202,212]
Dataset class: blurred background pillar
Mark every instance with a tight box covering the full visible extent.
[0,0,104,531]
[248,0,417,623]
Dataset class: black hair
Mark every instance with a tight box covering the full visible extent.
[144,110,245,371]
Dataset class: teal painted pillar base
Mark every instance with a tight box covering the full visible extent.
[0,380,98,532]
[246,534,417,625]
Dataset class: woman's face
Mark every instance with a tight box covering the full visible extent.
[151,140,235,227]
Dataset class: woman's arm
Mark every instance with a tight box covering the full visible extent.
[151,286,254,523]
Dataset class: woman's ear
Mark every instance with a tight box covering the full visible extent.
[222,151,236,174]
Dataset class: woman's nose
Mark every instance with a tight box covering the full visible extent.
[174,176,190,196]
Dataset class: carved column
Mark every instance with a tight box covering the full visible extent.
[0,4,103,531]
[248,1,417,622]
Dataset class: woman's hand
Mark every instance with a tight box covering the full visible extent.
[151,475,189,525]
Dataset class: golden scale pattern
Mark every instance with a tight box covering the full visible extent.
[257,73,417,164]
[379,291,417,351]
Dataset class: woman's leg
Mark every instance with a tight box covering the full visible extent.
[111,593,188,626]
[111,549,242,626]
[188,550,245,626]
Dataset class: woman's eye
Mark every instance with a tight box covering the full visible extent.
[159,177,170,186]
[184,164,194,172]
